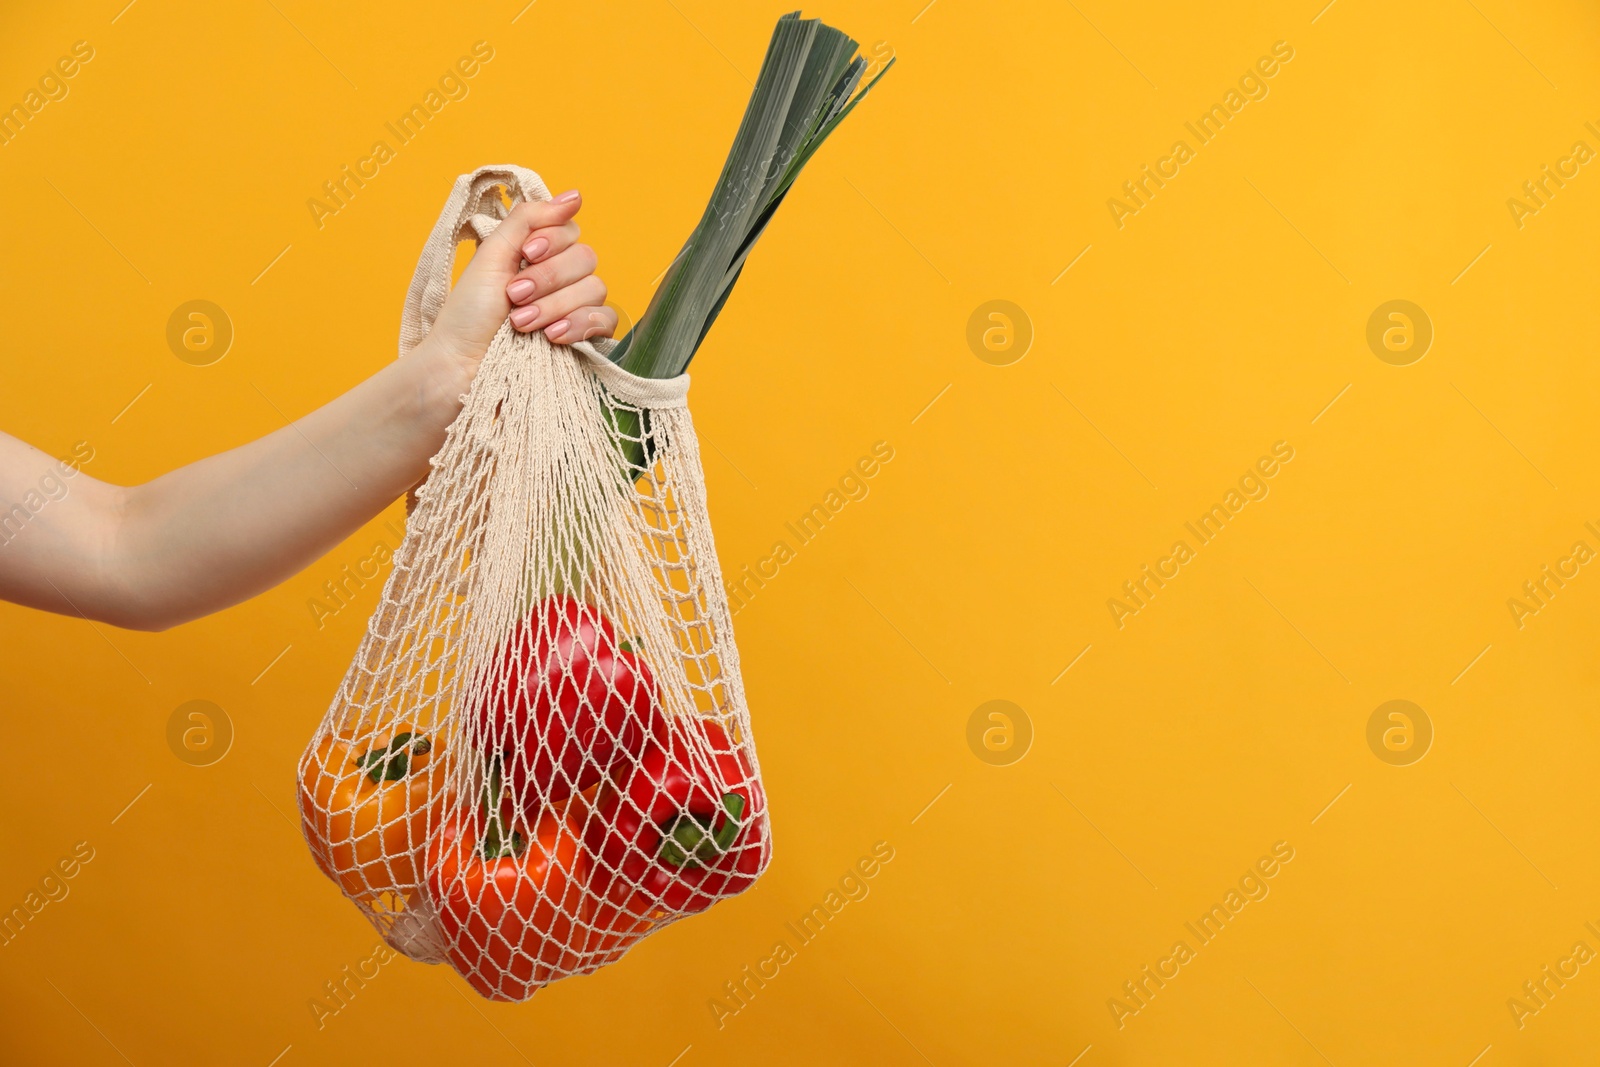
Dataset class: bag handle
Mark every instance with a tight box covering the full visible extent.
[398,164,553,358]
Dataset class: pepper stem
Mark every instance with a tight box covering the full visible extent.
[658,793,746,869]
[481,814,526,861]
[358,731,430,784]
[476,755,525,860]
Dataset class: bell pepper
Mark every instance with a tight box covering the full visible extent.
[427,804,589,1001]
[298,720,445,902]
[472,594,662,811]
[584,717,768,951]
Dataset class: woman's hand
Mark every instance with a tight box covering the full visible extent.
[422,190,618,373]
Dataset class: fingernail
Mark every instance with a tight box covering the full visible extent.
[554,189,580,203]
[510,305,540,329]
[544,319,570,338]
[521,236,549,260]
[507,279,536,303]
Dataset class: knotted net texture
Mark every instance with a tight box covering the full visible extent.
[295,165,769,1001]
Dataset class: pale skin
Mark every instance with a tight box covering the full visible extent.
[0,191,615,632]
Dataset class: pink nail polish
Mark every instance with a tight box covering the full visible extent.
[510,306,539,329]
[545,319,570,338]
[522,236,549,260]
[507,279,536,302]
[554,190,580,204]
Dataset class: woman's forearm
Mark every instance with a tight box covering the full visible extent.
[100,341,470,630]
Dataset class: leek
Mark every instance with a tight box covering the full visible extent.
[607,11,892,473]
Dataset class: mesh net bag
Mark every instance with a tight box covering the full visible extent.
[295,165,770,1001]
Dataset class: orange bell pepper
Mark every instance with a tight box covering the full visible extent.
[298,720,446,903]
[427,806,588,1000]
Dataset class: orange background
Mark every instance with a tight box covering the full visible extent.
[5,1,1600,1064]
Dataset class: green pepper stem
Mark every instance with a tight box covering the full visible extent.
[658,793,746,869]
[480,814,526,861]
[359,731,428,784]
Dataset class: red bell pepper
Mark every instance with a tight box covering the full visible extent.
[473,594,663,810]
[583,717,768,956]
[426,806,588,1001]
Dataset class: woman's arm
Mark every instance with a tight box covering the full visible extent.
[0,191,616,631]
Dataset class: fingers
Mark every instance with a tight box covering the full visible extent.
[508,275,609,337]
[544,305,618,344]
[468,190,581,275]
[517,221,581,265]
[459,186,611,344]
[505,244,598,307]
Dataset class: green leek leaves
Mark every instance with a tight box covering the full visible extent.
[609,11,894,382]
